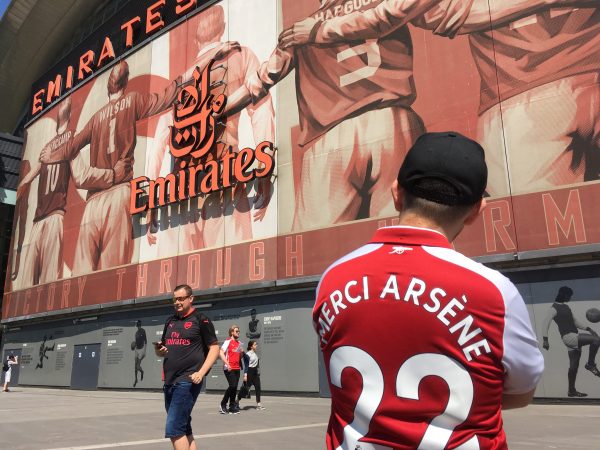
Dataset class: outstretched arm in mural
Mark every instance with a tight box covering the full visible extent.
[16,161,41,198]
[144,43,242,245]
[11,161,33,281]
[278,0,594,46]
[135,77,182,122]
[541,307,557,350]
[70,157,131,190]
[223,47,294,118]
[181,41,242,83]
[415,0,598,37]
[239,50,276,222]
[39,77,181,165]
[220,47,292,221]
[39,119,93,164]
[278,0,445,47]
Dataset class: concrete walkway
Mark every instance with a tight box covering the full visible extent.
[0,388,597,449]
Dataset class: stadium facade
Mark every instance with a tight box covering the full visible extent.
[0,0,599,399]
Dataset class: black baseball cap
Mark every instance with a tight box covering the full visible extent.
[398,132,487,205]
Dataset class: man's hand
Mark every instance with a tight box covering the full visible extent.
[39,144,53,164]
[253,177,273,222]
[113,159,132,184]
[146,209,158,246]
[16,184,28,200]
[279,17,322,49]
[154,342,167,357]
[215,41,241,60]
[542,337,549,350]
[243,373,248,382]
[189,371,204,384]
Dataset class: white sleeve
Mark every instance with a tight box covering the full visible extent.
[500,280,544,394]
[221,339,230,353]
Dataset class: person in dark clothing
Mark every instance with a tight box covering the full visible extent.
[132,320,147,387]
[236,340,265,410]
[35,335,55,369]
[155,284,220,450]
[542,286,600,397]
[245,309,262,339]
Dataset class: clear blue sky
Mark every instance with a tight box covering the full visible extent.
[0,0,10,20]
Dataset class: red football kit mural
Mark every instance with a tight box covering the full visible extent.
[240,0,425,230]
[4,0,600,334]
[145,5,275,255]
[41,67,179,275]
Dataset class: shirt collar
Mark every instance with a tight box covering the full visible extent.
[370,226,452,249]
[197,41,222,58]
[176,307,196,320]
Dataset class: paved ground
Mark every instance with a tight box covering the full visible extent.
[0,388,598,449]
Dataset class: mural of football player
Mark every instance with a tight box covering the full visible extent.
[40,60,180,275]
[35,335,55,370]
[245,308,262,339]
[12,96,127,288]
[280,0,599,197]
[145,4,275,256]
[225,0,426,231]
[542,286,600,397]
[132,320,147,387]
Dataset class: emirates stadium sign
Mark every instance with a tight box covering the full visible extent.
[129,61,275,214]
[31,0,210,118]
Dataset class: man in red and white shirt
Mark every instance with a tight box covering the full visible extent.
[145,4,275,255]
[225,0,426,231]
[13,96,127,288]
[280,0,599,196]
[219,324,244,414]
[40,60,179,274]
[314,132,544,449]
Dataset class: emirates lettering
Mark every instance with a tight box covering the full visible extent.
[166,337,191,345]
[316,275,491,361]
[167,330,191,345]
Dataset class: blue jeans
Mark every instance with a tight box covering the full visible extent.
[164,381,202,438]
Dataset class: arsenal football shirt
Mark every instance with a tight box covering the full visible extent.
[314,226,543,450]
[161,309,218,385]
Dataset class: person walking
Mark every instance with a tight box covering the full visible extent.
[3,355,18,392]
[236,340,265,410]
[219,325,243,414]
[154,284,219,450]
[313,131,544,449]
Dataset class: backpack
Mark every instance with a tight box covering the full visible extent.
[2,362,9,372]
